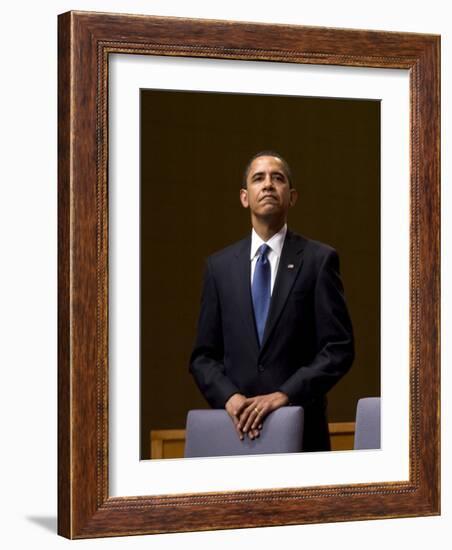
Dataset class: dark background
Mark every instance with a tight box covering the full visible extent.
[140,89,380,460]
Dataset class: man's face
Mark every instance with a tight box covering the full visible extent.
[240,156,297,221]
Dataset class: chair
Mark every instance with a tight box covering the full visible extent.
[354,397,381,450]
[184,406,304,458]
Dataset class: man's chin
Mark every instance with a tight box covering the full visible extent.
[257,202,279,212]
[260,198,278,206]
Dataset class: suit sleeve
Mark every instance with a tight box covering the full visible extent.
[279,249,355,405]
[189,258,240,408]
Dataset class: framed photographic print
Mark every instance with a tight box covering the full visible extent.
[58,11,440,538]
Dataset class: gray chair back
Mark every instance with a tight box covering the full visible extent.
[354,397,381,450]
[184,407,304,458]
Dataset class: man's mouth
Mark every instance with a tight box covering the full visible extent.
[260,195,277,202]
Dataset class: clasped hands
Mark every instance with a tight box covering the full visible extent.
[225,391,289,440]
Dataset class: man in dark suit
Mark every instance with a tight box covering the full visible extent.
[189,151,354,451]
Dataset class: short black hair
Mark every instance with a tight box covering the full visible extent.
[242,150,293,189]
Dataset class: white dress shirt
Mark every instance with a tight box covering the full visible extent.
[250,224,287,295]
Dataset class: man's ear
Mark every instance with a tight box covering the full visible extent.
[289,188,298,207]
[240,188,249,208]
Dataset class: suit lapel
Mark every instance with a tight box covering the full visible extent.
[260,231,306,352]
[234,237,260,353]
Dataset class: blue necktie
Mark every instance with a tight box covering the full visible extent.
[252,244,271,345]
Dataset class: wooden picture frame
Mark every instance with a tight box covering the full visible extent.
[58,11,440,538]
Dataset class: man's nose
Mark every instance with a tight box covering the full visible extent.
[263,175,274,188]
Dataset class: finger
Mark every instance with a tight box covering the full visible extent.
[247,428,259,440]
[237,403,255,431]
[251,405,267,430]
[243,409,259,432]
[238,402,257,431]
[243,406,260,433]
[229,414,244,441]
[235,398,251,417]
[236,424,244,441]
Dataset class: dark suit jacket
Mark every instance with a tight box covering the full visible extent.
[189,230,354,451]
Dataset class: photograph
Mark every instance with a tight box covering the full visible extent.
[139,89,381,460]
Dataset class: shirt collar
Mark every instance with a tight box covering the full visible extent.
[250,224,287,260]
